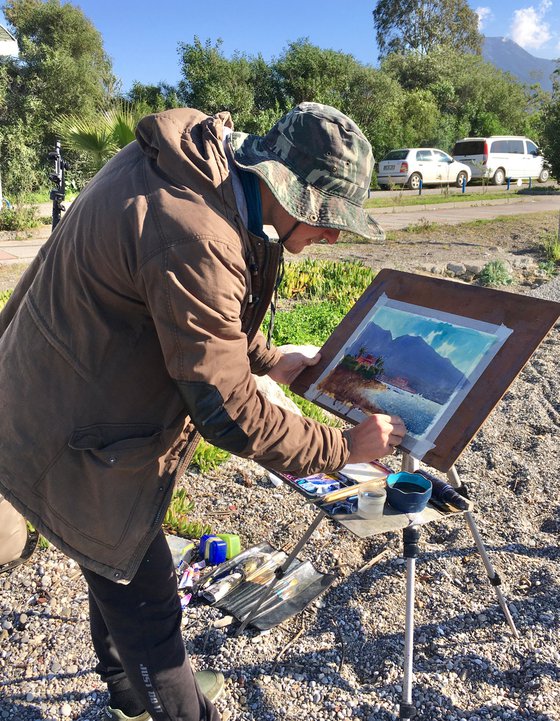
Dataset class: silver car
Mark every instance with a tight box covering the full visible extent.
[377,148,472,190]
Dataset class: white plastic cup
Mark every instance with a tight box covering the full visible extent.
[358,484,387,518]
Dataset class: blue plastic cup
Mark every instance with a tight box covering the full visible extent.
[386,472,432,513]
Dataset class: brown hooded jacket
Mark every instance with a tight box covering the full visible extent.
[0,108,349,582]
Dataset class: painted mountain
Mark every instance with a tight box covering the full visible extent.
[347,323,466,405]
[482,37,557,93]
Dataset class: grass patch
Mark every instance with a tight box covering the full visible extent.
[364,187,558,209]
[18,189,78,204]
[264,300,347,347]
[402,218,440,233]
[282,387,343,427]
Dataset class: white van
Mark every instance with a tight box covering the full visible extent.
[452,136,549,185]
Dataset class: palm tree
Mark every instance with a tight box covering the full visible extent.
[54,102,143,174]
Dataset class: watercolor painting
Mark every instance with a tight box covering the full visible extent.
[304,295,512,458]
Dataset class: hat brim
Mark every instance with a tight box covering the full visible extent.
[228,132,385,242]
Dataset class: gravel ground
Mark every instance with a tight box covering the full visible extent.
[1,279,559,721]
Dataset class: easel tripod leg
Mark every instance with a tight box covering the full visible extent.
[400,525,421,719]
[447,466,520,639]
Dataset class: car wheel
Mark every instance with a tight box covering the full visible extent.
[492,168,505,185]
[456,171,468,188]
[538,168,550,183]
[407,172,422,190]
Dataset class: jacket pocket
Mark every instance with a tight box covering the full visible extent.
[68,423,164,470]
[35,423,165,551]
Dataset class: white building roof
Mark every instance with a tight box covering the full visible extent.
[0,24,18,57]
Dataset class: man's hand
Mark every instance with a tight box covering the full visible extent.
[267,347,321,386]
[345,414,406,463]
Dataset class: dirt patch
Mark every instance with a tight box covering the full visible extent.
[294,211,559,293]
[1,211,558,294]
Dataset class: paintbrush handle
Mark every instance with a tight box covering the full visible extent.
[318,477,387,504]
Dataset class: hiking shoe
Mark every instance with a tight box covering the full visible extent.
[103,708,151,721]
[195,669,225,703]
[102,670,223,719]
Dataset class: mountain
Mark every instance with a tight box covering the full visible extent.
[482,36,557,92]
[348,323,466,405]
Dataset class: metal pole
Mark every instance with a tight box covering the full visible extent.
[401,454,420,473]
[400,525,421,719]
[447,466,519,638]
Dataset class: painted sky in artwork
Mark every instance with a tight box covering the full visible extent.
[371,306,499,374]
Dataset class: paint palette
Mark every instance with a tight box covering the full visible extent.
[271,460,392,499]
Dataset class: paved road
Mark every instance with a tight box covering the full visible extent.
[0,195,559,265]
[370,194,559,231]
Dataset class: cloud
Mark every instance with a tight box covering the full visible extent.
[510,1,552,50]
[475,7,493,31]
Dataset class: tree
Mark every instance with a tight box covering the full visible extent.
[0,0,115,194]
[372,0,482,59]
[273,38,360,107]
[177,37,277,134]
[382,49,543,150]
[272,40,407,161]
[540,74,560,181]
[126,82,181,115]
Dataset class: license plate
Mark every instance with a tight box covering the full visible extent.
[384,164,395,170]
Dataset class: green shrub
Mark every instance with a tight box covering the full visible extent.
[280,259,375,304]
[0,290,13,311]
[478,260,513,286]
[190,439,230,472]
[163,487,212,538]
[0,205,42,231]
[541,230,560,264]
[539,260,558,277]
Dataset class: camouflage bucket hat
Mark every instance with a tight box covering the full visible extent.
[228,102,385,241]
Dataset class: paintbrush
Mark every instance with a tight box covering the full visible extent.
[314,476,388,505]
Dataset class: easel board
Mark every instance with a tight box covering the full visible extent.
[291,269,560,472]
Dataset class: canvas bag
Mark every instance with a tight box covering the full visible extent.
[0,494,37,573]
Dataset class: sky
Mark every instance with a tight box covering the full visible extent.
[1,0,559,93]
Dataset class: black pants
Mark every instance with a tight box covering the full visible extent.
[81,530,221,721]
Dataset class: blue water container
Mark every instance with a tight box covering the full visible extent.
[199,534,219,557]
[205,538,227,565]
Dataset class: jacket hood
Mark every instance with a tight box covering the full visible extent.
[135,107,234,190]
